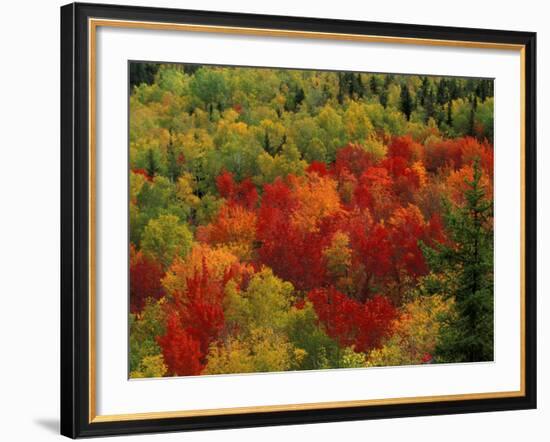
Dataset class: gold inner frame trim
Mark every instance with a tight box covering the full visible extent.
[88,17,527,424]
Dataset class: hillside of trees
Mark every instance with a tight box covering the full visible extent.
[128,63,494,378]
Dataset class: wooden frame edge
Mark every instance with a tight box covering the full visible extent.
[61,2,537,437]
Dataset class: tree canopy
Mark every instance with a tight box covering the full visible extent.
[129,62,494,377]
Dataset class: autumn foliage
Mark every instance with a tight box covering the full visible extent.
[308,287,396,353]
[158,262,226,375]
[130,245,164,314]
[129,64,494,376]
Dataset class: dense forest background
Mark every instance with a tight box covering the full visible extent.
[128,62,494,378]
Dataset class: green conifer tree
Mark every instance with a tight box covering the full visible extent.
[146,148,160,178]
[468,96,478,137]
[166,131,181,183]
[422,159,494,362]
[446,101,453,127]
[399,84,414,121]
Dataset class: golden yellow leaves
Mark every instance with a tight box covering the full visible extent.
[323,231,354,294]
[175,173,200,208]
[162,243,239,296]
[206,268,298,375]
[366,295,454,367]
[205,330,293,375]
[290,173,342,234]
[197,204,257,261]
[130,354,168,379]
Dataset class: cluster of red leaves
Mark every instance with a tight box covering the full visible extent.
[196,203,257,251]
[387,135,422,162]
[158,313,204,376]
[216,170,258,210]
[158,260,250,376]
[422,136,493,175]
[345,215,391,297]
[254,138,448,298]
[147,134,492,369]
[307,161,329,176]
[308,287,397,353]
[333,143,377,179]
[256,178,330,291]
[157,261,225,376]
[132,168,152,181]
[387,205,431,278]
[129,245,164,314]
[353,166,395,219]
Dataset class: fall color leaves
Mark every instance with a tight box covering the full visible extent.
[129,64,494,378]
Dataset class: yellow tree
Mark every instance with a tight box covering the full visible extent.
[141,214,193,269]
[162,243,239,296]
[367,295,454,367]
[290,173,342,234]
[343,101,374,143]
[322,231,353,294]
[196,204,257,261]
[175,172,200,208]
[205,268,300,374]
[205,329,297,375]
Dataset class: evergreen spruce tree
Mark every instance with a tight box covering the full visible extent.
[424,87,436,123]
[165,129,181,183]
[422,159,494,362]
[337,72,345,104]
[379,88,388,108]
[477,80,489,102]
[465,78,476,95]
[448,78,460,100]
[166,145,180,183]
[146,148,160,178]
[294,87,305,109]
[468,96,478,137]
[446,101,453,127]
[129,63,159,89]
[436,78,448,105]
[418,76,430,107]
[399,84,414,121]
[353,73,365,99]
[263,129,272,154]
[369,75,380,95]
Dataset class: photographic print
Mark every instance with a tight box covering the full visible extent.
[61,5,536,436]
[128,62,494,378]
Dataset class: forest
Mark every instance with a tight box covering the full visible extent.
[129,62,494,378]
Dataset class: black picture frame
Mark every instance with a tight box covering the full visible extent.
[61,2,537,438]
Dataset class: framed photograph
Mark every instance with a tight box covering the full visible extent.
[60,2,536,438]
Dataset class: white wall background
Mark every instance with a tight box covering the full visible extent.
[0,0,546,440]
